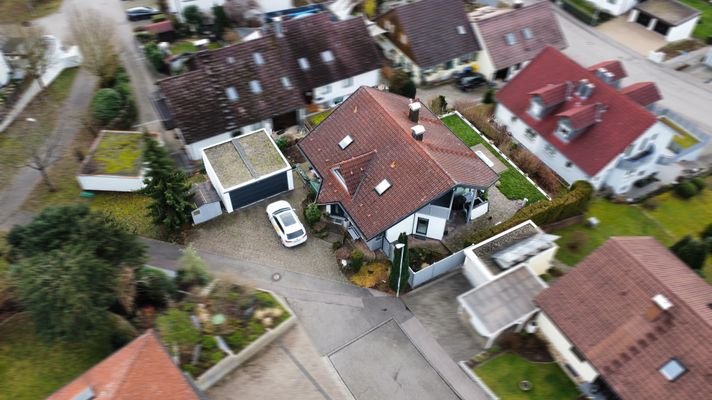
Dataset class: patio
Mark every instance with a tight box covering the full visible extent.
[597,16,666,56]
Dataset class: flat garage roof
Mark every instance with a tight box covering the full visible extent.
[635,0,700,25]
[202,129,290,190]
[329,320,460,400]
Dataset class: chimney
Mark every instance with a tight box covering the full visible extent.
[273,16,283,38]
[411,125,425,141]
[513,0,524,8]
[408,101,421,123]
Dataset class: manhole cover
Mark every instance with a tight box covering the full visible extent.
[272,272,282,281]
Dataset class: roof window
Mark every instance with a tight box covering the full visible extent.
[249,80,262,94]
[659,359,686,381]
[338,135,353,149]
[457,25,466,35]
[281,76,292,89]
[253,52,264,65]
[226,56,235,64]
[522,28,533,40]
[375,179,391,195]
[320,50,335,63]
[298,57,310,71]
[504,33,517,46]
[225,86,239,102]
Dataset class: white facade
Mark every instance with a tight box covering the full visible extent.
[537,312,600,383]
[312,70,380,107]
[382,203,450,243]
[169,0,293,19]
[181,117,275,160]
[590,0,638,16]
[0,53,9,87]
[628,9,700,42]
[76,174,146,192]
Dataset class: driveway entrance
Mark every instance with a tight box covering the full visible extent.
[597,16,666,56]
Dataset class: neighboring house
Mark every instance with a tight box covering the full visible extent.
[168,0,293,20]
[202,129,293,212]
[145,20,176,43]
[495,46,707,195]
[47,330,203,400]
[374,0,481,84]
[628,0,701,42]
[154,12,383,160]
[298,86,498,253]
[469,1,567,81]
[535,237,712,399]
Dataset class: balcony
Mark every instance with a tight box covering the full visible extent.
[418,203,451,220]
[617,144,656,170]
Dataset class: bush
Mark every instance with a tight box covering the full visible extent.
[144,42,167,74]
[152,13,167,22]
[675,181,699,199]
[227,329,248,350]
[135,267,176,308]
[388,69,416,98]
[247,319,265,341]
[670,236,708,270]
[134,31,154,44]
[482,88,495,105]
[176,244,212,291]
[201,336,217,351]
[275,137,289,151]
[350,249,364,272]
[304,203,321,226]
[429,95,447,115]
[690,177,706,191]
[91,88,124,126]
[183,5,202,27]
[701,223,712,239]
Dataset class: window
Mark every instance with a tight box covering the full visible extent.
[659,359,686,381]
[557,122,572,139]
[639,137,650,151]
[457,25,466,35]
[342,77,353,88]
[607,0,616,4]
[338,135,353,149]
[298,57,310,71]
[226,56,235,64]
[375,179,391,195]
[320,84,331,95]
[460,52,475,64]
[525,128,537,141]
[416,218,429,235]
[400,33,408,44]
[320,50,335,63]
[570,347,586,362]
[225,86,239,102]
[521,28,533,40]
[504,32,517,46]
[281,76,292,89]
[249,80,262,94]
[544,144,556,157]
[528,98,544,119]
[511,115,518,122]
[564,364,579,378]
[253,52,264,65]
[445,60,454,70]
[332,168,347,190]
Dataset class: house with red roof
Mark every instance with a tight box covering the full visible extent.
[47,330,203,400]
[495,46,705,195]
[534,237,712,400]
[298,86,498,252]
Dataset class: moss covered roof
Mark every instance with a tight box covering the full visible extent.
[80,131,145,176]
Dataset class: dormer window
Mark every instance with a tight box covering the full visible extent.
[332,167,348,191]
[320,50,335,63]
[298,57,310,71]
[556,120,573,140]
[457,25,466,35]
[504,33,517,46]
[249,80,262,94]
[338,135,353,149]
[281,76,292,89]
[659,358,686,381]
[253,52,264,65]
[522,28,533,40]
[528,97,544,119]
[225,86,239,102]
[375,179,392,195]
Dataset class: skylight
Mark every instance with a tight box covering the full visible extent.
[226,56,235,64]
[504,33,517,46]
[253,52,264,65]
[338,135,353,149]
[298,57,310,71]
[281,76,292,89]
[249,80,262,94]
[225,86,239,102]
[320,50,335,63]
[522,28,533,40]
[457,25,466,35]
[659,359,686,381]
[375,179,391,195]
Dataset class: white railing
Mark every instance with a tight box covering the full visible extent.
[408,250,466,288]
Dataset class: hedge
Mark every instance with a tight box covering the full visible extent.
[464,181,593,246]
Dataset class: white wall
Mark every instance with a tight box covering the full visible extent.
[385,214,415,243]
[537,312,599,383]
[186,131,233,160]
[169,0,292,18]
[528,245,558,276]
[590,0,637,16]
[192,201,222,224]
[462,248,496,287]
[0,54,9,87]
[76,175,146,192]
[312,69,380,107]
[665,16,699,42]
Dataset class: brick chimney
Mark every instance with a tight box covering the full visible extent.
[408,101,421,123]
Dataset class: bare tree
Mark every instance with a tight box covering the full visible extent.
[19,117,61,192]
[3,24,52,90]
[68,8,118,86]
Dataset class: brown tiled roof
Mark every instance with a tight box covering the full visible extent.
[145,20,174,34]
[157,13,382,145]
[587,60,628,81]
[377,0,480,68]
[529,82,570,107]
[48,330,201,400]
[299,87,498,240]
[472,1,566,71]
[620,82,662,107]
[535,237,712,400]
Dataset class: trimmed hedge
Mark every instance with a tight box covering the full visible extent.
[464,181,593,246]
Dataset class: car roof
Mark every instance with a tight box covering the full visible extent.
[276,209,303,233]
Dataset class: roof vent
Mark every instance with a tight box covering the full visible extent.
[320,50,335,63]
[653,294,673,310]
[338,135,353,149]
[408,101,421,123]
[457,25,466,35]
[226,56,235,64]
[375,179,391,195]
[411,124,425,141]
[513,0,524,8]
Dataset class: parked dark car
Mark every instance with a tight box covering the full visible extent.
[126,7,160,21]
[455,72,490,92]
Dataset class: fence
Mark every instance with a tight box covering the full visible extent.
[408,249,467,288]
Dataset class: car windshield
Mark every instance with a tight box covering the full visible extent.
[278,211,297,227]
[287,229,305,240]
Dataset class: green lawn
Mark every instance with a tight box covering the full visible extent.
[0,0,62,23]
[441,114,547,203]
[678,0,712,40]
[0,314,112,400]
[307,109,334,127]
[475,353,580,400]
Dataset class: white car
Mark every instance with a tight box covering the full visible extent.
[266,200,308,248]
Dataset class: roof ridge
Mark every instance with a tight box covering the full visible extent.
[109,331,152,399]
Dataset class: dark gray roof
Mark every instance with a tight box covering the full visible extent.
[635,0,701,25]
[193,182,220,206]
[378,0,480,68]
[157,13,382,145]
[472,222,539,275]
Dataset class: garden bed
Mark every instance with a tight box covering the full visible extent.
[408,246,451,272]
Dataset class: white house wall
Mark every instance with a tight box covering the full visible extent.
[665,16,699,42]
[591,0,636,16]
[462,248,496,287]
[537,312,600,383]
[527,245,558,276]
[385,214,415,243]
[312,69,380,107]
[474,39,497,80]
[0,54,9,87]
[187,131,233,160]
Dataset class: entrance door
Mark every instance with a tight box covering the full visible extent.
[653,20,670,35]
[273,111,298,131]
[635,12,652,28]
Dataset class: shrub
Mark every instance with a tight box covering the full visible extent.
[248,319,265,340]
[429,95,447,115]
[701,223,712,239]
[350,249,364,272]
[227,329,248,350]
[498,332,524,351]
[183,5,202,27]
[152,13,167,22]
[670,236,708,270]
[482,88,496,105]
[208,350,224,364]
[201,336,217,350]
[144,42,167,74]
[675,181,698,199]
[275,137,289,150]
[566,231,588,252]
[176,245,212,291]
[304,203,321,226]
[388,69,416,98]
[91,88,124,126]
[690,177,706,191]
[182,364,199,376]
[134,31,154,44]
[135,267,176,308]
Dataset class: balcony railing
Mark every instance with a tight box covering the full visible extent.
[418,203,451,220]
[617,145,656,170]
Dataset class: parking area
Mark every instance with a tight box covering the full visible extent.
[329,320,461,400]
[418,82,488,109]
[403,271,487,362]
[187,173,346,282]
[597,16,666,56]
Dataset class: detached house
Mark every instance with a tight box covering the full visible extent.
[298,86,498,253]
[469,1,567,81]
[535,237,712,399]
[374,0,481,84]
[154,12,383,160]
[495,47,706,195]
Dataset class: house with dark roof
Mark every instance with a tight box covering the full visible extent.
[495,46,707,195]
[374,0,481,84]
[535,237,712,400]
[469,1,567,81]
[154,12,383,160]
[298,86,498,253]
[48,330,204,400]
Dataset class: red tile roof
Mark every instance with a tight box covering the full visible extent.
[496,47,658,176]
[620,82,662,107]
[536,237,712,400]
[145,20,174,34]
[299,87,498,240]
[587,60,627,81]
[556,103,599,130]
[48,330,201,400]
[472,1,566,71]
[529,82,569,107]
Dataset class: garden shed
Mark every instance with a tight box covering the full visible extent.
[76,130,154,192]
[202,129,293,213]
[191,182,223,224]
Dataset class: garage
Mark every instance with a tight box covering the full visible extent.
[202,129,294,213]
[630,0,701,42]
